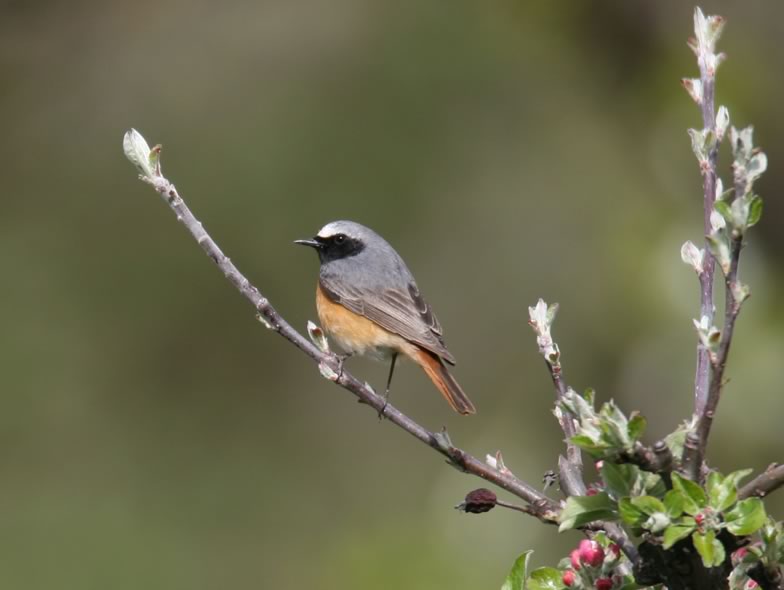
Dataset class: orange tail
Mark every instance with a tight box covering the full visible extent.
[414,349,476,415]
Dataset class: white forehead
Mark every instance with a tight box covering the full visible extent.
[316,221,360,239]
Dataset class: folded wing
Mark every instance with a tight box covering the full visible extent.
[319,276,456,365]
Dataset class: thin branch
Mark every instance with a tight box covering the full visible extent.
[457,488,639,567]
[528,301,585,496]
[124,134,559,522]
[693,40,719,419]
[739,463,784,500]
[527,306,638,563]
[496,498,543,518]
[552,368,585,496]
[683,9,735,481]
[549,361,584,481]
[691,232,743,476]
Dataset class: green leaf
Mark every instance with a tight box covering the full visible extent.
[747,195,763,227]
[623,495,670,533]
[600,402,631,448]
[664,424,689,461]
[618,497,645,527]
[631,495,666,516]
[725,497,767,536]
[671,472,707,515]
[664,489,685,518]
[583,388,596,405]
[706,472,736,512]
[707,469,751,512]
[501,551,532,590]
[627,414,646,442]
[601,463,637,499]
[558,493,617,532]
[692,530,726,568]
[724,469,753,491]
[714,200,733,223]
[569,434,606,456]
[640,472,667,498]
[526,567,564,590]
[563,389,595,420]
[663,524,696,549]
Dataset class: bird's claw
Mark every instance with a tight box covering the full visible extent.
[377,390,390,420]
[334,352,353,379]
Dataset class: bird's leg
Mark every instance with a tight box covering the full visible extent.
[379,353,398,419]
[335,351,353,378]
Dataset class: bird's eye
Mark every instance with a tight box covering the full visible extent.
[334,234,346,244]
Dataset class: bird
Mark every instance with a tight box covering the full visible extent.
[295,220,476,415]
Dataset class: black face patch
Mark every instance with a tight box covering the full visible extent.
[316,233,365,262]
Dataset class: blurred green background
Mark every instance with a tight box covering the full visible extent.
[1,1,783,588]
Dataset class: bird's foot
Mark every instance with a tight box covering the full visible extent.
[334,352,353,379]
[377,389,391,420]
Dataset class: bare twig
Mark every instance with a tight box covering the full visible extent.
[527,306,638,563]
[550,361,584,480]
[691,16,721,419]
[457,488,639,566]
[691,237,742,473]
[739,463,784,500]
[496,498,543,518]
[123,130,559,521]
[528,301,585,495]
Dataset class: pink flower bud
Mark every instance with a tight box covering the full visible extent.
[578,539,605,568]
[608,543,621,558]
[745,581,759,589]
[595,460,604,470]
[732,547,748,564]
[595,578,613,590]
[570,549,582,570]
[562,570,576,587]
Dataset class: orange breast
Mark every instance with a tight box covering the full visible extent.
[316,283,413,360]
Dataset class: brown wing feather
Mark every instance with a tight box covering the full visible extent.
[319,277,456,364]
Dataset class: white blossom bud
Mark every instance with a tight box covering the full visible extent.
[715,106,730,141]
[123,129,156,178]
[680,241,705,275]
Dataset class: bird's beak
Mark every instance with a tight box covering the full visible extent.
[294,237,322,249]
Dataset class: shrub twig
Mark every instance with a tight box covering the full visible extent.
[122,130,559,521]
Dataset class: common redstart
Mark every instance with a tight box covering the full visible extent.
[296,220,476,415]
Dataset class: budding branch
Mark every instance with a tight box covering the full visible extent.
[127,140,559,522]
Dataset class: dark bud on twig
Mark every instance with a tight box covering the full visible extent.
[456,488,497,513]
